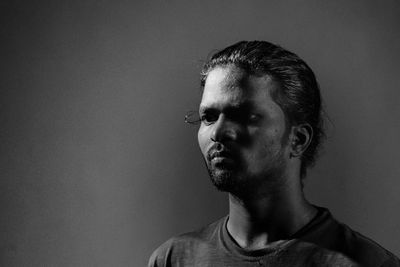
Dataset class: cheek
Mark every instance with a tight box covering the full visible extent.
[197,126,209,154]
[249,128,285,159]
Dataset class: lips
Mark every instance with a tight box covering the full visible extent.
[207,149,237,167]
[208,145,235,157]
[210,151,232,159]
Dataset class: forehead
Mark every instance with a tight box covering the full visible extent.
[200,65,279,110]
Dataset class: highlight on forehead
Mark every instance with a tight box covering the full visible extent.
[203,65,245,90]
[205,64,277,96]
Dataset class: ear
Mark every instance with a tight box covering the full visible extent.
[289,124,313,158]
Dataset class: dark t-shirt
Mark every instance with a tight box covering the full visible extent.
[149,207,400,267]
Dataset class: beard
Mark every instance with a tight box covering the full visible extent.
[207,167,237,192]
[205,148,288,199]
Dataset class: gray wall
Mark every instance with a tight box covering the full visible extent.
[1,0,399,266]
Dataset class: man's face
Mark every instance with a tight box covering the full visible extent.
[197,65,291,196]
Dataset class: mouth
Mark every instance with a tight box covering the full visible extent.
[209,150,232,159]
[210,157,234,166]
[208,150,236,166]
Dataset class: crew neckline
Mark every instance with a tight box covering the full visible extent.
[220,216,296,259]
[219,206,330,260]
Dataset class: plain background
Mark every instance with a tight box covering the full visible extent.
[1,0,399,266]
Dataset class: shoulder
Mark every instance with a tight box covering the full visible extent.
[338,222,400,267]
[147,217,226,267]
[303,207,400,267]
[286,240,360,266]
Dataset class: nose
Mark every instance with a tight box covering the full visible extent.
[210,114,239,142]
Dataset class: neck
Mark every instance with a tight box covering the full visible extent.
[226,181,316,250]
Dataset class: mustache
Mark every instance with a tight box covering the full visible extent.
[206,143,236,161]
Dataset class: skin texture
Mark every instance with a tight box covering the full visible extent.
[198,65,317,250]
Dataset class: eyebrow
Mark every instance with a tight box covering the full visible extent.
[199,101,258,113]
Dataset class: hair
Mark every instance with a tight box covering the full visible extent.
[200,40,325,179]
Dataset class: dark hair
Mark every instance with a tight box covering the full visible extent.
[200,40,324,179]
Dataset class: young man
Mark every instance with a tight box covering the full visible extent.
[149,41,400,266]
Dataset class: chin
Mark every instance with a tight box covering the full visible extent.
[209,168,233,190]
[208,165,286,198]
[208,168,248,196]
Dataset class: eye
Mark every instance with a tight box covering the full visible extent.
[248,114,261,123]
[200,112,219,125]
[234,111,261,124]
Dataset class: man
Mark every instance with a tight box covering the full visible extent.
[148,41,400,266]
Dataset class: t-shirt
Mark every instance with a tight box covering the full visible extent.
[148,207,400,267]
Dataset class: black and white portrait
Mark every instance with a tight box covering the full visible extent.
[1,1,399,266]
